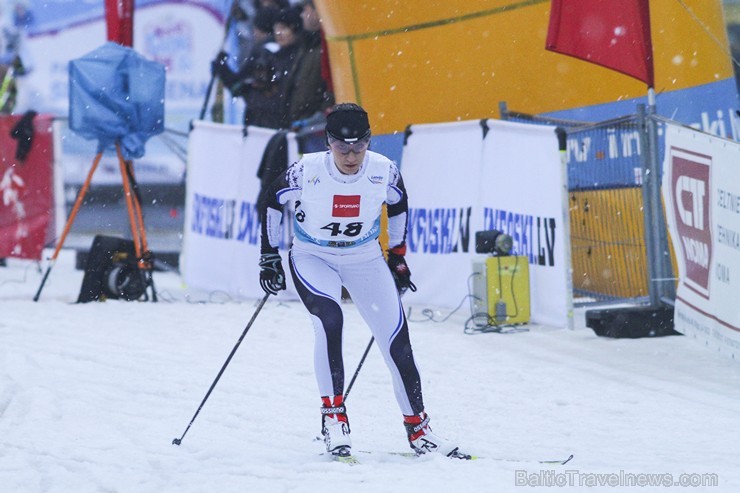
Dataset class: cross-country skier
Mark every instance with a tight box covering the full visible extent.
[258,102,467,460]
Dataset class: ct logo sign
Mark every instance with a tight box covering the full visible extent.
[670,147,712,298]
[675,175,705,230]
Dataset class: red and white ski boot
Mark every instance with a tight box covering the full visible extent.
[321,395,351,456]
[404,412,470,459]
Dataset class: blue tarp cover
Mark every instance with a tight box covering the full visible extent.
[69,42,165,160]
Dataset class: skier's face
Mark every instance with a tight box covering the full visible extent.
[330,139,368,175]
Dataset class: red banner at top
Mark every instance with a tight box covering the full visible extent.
[105,0,134,47]
[546,0,654,87]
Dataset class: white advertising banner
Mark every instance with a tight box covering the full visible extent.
[182,121,299,300]
[481,121,568,327]
[401,119,569,327]
[662,122,740,359]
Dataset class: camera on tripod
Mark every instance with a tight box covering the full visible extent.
[78,235,149,302]
[475,229,513,256]
[34,43,165,303]
[103,253,147,301]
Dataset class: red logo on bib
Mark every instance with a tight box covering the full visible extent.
[333,195,361,217]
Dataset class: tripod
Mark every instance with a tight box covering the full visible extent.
[34,141,157,302]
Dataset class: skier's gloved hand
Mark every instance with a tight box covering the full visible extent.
[259,252,286,295]
[387,244,417,295]
[210,51,230,77]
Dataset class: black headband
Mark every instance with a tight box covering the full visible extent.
[325,109,371,142]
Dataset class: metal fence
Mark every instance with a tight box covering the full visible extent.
[500,103,672,305]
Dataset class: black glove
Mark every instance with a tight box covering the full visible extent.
[210,51,230,77]
[259,253,286,295]
[10,110,36,161]
[387,247,417,295]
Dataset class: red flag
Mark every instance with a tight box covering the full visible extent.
[546,0,654,87]
[105,0,134,47]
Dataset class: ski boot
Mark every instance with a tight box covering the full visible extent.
[404,411,470,459]
[321,395,351,457]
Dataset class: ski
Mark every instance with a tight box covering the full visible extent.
[358,450,574,465]
[326,446,360,465]
[357,450,477,460]
[333,454,361,465]
[540,454,574,465]
[448,449,475,460]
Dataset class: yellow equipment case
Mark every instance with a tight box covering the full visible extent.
[486,256,530,325]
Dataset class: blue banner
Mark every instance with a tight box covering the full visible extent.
[25,0,228,36]
[549,78,740,189]
[545,78,739,140]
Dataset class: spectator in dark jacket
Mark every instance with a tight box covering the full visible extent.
[212,8,282,128]
[271,7,333,130]
[298,0,333,94]
[212,6,333,131]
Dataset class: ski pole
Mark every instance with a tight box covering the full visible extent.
[172,293,270,446]
[198,0,239,121]
[343,336,374,402]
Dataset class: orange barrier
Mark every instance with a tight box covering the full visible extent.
[317,0,734,135]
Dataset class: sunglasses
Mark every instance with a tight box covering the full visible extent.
[328,136,370,155]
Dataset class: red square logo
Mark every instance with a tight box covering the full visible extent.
[332,195,361,217]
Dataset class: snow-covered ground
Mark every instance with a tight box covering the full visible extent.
[2,250,740,492]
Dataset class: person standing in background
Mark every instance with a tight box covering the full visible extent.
[212,7,332,130]
[0,1,32,113]
[297,0,332,95]
[212,7,284,129]
[271,7,333,130]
